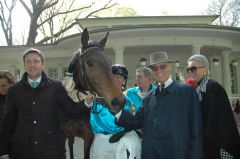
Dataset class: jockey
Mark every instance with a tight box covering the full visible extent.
[125,67,156,113]
[90,64,141,159]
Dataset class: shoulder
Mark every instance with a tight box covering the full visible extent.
[207,79,225,92]
[171,82,197,97]
[126,87,139,94]
[207,79,221,87]
[8,81,23,91]
[174,81,194,92]
[46,77,62,86]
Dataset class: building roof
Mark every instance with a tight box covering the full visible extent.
[76,15,219,31]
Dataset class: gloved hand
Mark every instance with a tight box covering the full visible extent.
[0,155,10,159]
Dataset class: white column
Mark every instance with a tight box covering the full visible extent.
[191,45,202,55]
[18,60,25,81]
[113,47,124,64]
[222,51,231,96]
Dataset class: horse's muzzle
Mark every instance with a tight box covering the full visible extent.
[110,97,125,114]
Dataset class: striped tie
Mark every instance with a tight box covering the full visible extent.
[31,81,39,88]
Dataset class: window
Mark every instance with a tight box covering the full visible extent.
[48,67,58,79]
[62,67,67,78]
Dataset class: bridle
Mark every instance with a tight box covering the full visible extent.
[74,44,108,114]
[73,43,103,94]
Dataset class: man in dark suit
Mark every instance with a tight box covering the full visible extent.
[115,52,203,159]
[0,48,93,159]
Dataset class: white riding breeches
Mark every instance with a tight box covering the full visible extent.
[115,131,142,159]
[90,131,142,159]
[90,134,117,159]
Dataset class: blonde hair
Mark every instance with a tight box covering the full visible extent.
[0,70,14,84]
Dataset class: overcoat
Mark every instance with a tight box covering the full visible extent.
[117,80,203,159]
[201,79,240,159]
[0,72,90,159]
[0,95,6,132]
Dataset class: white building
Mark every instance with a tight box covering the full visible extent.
[0,15,239,102]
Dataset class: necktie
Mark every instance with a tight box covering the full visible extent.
[160,84,165,91]
[31,81,39,88]
[159,83,167,96]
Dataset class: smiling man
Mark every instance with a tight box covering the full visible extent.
[115,52,203,159]
[0,48,93,159]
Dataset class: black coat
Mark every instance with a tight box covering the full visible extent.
[201,79,240,159]
[0,72,90,159]
[0,95,6,132]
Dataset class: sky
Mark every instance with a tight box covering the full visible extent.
[114,0,212,15]
[1,0,213,45]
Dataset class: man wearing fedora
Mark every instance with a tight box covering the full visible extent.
[114,52,203,159]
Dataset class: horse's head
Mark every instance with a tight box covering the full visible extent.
[68,28,125,114]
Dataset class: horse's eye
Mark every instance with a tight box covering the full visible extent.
[86,59,94,67]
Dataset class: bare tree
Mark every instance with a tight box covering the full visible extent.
[114,7,138,16]
[206,0,240,27]
[19,0,117,45]
[0,0,17,46]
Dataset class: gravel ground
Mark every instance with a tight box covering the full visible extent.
[65,137,84,159]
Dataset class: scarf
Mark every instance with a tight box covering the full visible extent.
[196,75,211,101]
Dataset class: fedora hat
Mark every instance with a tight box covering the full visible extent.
[149,52,174,66]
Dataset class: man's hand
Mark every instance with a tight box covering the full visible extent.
[84,92,96,107]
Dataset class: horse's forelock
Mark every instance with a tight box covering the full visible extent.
[86,40,102,50]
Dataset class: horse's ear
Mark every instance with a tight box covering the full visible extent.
[99,32,109,48]
[81,28,89,49]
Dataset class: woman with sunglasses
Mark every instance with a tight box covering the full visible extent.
[187,55,240,159]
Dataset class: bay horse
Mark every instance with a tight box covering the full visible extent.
[63,28,126,159]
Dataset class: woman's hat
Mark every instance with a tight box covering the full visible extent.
[149,52,174,66]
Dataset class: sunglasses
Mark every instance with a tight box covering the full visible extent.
[186,66,205,74]
[150,64,167,71]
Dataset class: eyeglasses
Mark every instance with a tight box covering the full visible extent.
[186,66,205,74]
[25,60,41,65]
[150,64,167,72]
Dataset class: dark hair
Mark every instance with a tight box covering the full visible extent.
[0,70,14,84]
[22,48,45,65]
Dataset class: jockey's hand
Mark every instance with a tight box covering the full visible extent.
[84,92,96,108]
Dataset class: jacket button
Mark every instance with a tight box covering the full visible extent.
[34,141,38,144]
[33,101,35,104]
[48,131,52,134]
[33,121,37,124]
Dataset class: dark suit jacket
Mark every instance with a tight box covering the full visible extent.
[117,81,203,159]
[0,72,90,159]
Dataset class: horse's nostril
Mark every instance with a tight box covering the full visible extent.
[111,97,121,107]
